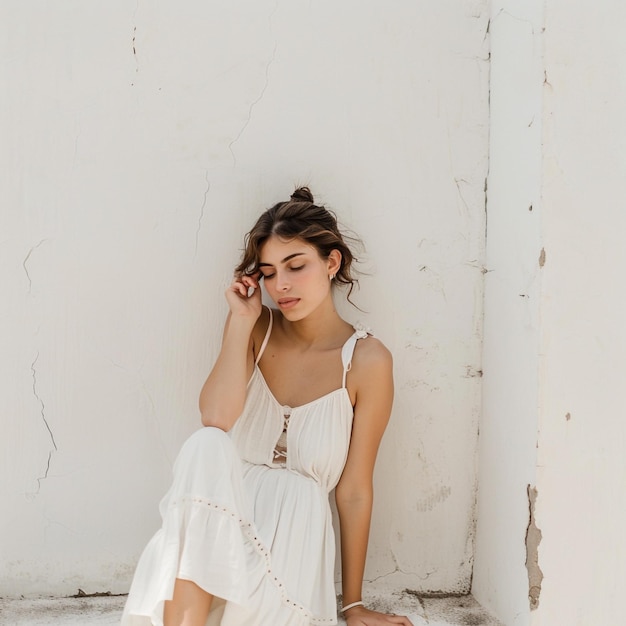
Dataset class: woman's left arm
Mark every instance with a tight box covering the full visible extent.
[335,339,413,626]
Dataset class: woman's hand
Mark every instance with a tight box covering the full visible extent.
[345,605,414,626]
[225,273,262,321]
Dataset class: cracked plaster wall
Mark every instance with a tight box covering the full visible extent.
[0,1,489,597]
[474,1,626,625]
[472,1,544,624]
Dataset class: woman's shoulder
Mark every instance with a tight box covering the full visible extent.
[352,331,393,371]
[349,332,393,407]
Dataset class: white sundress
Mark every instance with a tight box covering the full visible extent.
[121,308,369,626]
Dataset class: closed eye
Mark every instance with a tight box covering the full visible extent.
[259,265,304,279]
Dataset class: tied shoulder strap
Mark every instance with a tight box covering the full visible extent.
[341,323,371,388]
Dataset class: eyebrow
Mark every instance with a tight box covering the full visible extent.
[258,252,306,267]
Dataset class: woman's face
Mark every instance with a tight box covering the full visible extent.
[258,236,338,321]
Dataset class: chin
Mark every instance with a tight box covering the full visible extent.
[279,308,307,322]
[273,300,307,321]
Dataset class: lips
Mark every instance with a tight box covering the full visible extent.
[277,298,300,310]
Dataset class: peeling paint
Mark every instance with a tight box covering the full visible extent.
[70,589,126,598]
[538,247,546,268]
[525,485,543,610]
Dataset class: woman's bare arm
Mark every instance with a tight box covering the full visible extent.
[335,340,413,625]
[199,274,263,431]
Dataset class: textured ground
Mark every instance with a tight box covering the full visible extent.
[0,592,502,625]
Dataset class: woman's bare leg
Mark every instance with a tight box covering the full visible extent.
[163,578,213,626]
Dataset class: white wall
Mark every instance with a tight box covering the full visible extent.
[0,1,489,597]
[532,1,626,624]
[475,1,626,625]
[472,1,544,624]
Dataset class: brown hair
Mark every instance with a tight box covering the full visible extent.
[235,187,361,302]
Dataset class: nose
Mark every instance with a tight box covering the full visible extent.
[275,270,290,292]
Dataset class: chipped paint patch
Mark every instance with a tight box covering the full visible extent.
[525,485,543,610]
[538,248,546,268]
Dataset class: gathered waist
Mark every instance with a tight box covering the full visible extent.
[240,459,336,495]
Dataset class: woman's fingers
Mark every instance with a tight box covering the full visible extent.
[346,610,415,625]
[241,273,260,288]
[232,274,260,296]
[225,275,262,319]
[230,278,252,297]
[230,280,247,297]
[389,613,412,622]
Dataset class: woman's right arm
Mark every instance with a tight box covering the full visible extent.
[199,274,262,431]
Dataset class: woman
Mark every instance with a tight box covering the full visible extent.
[122,188,412,626]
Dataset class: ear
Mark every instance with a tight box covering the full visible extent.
[327,249,342,276]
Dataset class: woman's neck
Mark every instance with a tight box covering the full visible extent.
[278,298,350,349]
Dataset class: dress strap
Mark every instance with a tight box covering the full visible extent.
[341,324,370,388]
[255,307,273,366]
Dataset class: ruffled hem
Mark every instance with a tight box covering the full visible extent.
[172,496,337,626]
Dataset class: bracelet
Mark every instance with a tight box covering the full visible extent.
[341,600,364,613]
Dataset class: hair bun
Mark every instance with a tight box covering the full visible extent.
[290,187,314,203]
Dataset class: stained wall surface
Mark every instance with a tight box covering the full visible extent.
[0,1,489,597]
[532,1,626,624]
[474,1,626,625]
[472,1,544,624]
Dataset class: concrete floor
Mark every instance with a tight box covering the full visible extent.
[0,592,502,625]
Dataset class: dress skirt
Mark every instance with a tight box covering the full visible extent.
[121,427,339,626]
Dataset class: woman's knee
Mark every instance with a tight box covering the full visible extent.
[179,426,233,462]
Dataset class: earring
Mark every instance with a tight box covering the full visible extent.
[329,274,335,281]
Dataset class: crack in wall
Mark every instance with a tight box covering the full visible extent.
[483,176,489,241]
[132,27,138,69]
[72,122,82,169]
[363,567,400,585]
[364,548,437,585]
[31,352,57,494]
[491,8,537,35]
[107,356,170,464]
[23,239,48,293]
[228,42,277,165]
[131,0,140,73]
[454,177,471,216]
[195,171,211,257]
